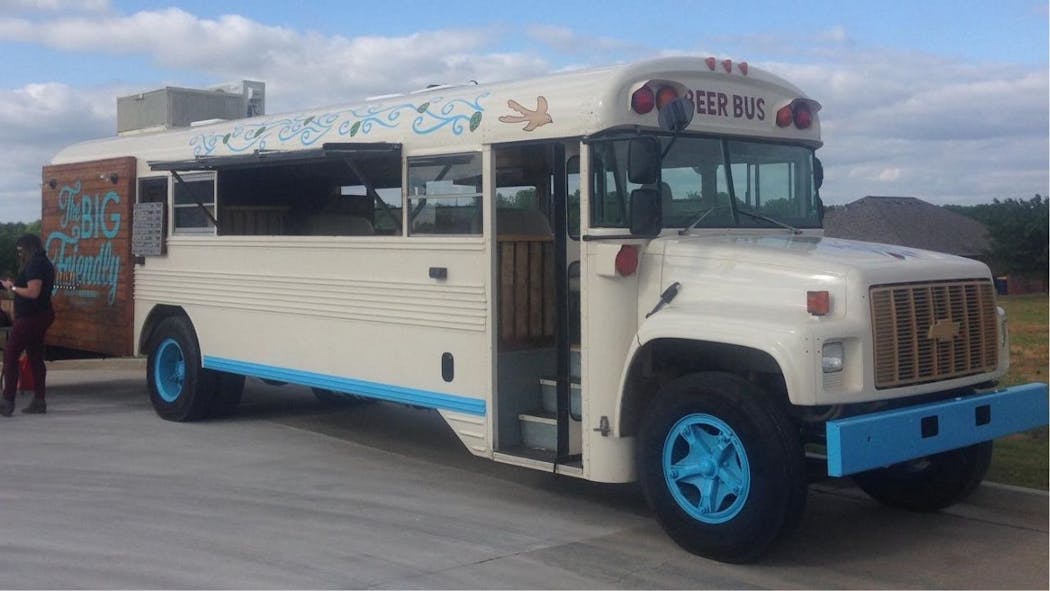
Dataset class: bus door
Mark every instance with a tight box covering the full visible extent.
[491,140,581,471]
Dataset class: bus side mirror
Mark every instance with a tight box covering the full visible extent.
[814,157,824,190]
[628,137,661,185]
[630,187,662,236]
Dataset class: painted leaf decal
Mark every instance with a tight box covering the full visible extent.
[349,121,361,136]
[303,116,314,126]
[469,111,482,132]
[416,102,430,113]
[253,126,266,138]
[223,133,231,144]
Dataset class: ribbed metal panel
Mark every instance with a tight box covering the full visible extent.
[870,280,997,388]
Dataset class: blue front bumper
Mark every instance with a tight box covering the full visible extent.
[825,382,1049,477]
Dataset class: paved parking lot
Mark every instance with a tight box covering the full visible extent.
[0,359,1046,589]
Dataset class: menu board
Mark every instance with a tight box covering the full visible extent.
[132,201,166,256]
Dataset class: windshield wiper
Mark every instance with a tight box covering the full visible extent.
[678,205,728,235]
[736,209,801,234]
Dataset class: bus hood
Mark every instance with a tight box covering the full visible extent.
[652,233,993,294]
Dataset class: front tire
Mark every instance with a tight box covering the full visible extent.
[638,372,806,563]
[146,316,215,422]
[853,441,992,512]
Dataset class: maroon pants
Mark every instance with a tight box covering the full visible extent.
[2,308,55,401]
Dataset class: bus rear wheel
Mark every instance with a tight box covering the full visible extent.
[210,372,246,418]
[852,441,992,512]
[146,316,214,422]
[638,372,806,563]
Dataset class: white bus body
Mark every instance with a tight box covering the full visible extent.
[44,57,1048,562]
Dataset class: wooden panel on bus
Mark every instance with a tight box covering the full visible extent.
[497,235,555,347]
[41,157,137,357]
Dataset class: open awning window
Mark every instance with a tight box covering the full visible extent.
[148,142,401,172]
[149,142,405,237]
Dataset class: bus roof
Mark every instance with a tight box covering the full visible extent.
[51,56,821,167]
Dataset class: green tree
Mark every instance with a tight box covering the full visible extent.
[946,195,1049,275]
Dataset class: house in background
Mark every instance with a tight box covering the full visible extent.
[823,195,991,259]
[823,195,1045,294]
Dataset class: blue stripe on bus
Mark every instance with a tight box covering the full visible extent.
[202,356,487,416]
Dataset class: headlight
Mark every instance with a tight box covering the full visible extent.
[822,342,844,373]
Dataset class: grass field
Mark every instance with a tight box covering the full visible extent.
[985,293,1049,490]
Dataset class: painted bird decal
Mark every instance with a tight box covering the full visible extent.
[499,96,552,131]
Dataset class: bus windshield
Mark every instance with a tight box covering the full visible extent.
[591,136,822,230]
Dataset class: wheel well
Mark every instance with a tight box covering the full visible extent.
[619,338,787,437]
[138,305,188,355]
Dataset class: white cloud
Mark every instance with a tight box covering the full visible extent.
[0,10,1046,221]
[0,0,109,14]
[0,82,117,222]
[526,24,644,56]
[818,25,851,44]
[763,49,1048,205]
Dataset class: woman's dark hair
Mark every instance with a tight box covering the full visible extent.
[15,234,45,268]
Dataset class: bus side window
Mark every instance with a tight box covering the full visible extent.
[407,153,482,236]
[172,173,216,234]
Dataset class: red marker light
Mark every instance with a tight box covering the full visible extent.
[631,86,655,114]
[615,245,639,276]
[776,105,794,128]
[807,291,830,316]
[793,102,813,129]
[722,59,733,73]
[705,57,717,70]
[656,86,678,109]
[738,62,749,76]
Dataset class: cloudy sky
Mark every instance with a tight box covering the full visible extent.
[0,0,1047,222]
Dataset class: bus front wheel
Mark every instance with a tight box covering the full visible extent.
[638,372,807,563]
[146,316,215,422]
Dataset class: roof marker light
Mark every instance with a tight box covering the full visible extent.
[776,105,794,128]
[738,62,749,76]
[722,59,733,73]
[706,57,717,71]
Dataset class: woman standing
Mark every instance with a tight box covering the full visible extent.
[1,234,56,416]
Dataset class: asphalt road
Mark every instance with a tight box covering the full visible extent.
[0,359,1046,589]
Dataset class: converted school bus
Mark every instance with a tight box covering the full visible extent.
[42,57,1048,562]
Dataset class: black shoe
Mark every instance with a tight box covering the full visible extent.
[22,398,46,414]
[0,398,13,417]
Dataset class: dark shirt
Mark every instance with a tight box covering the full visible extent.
[14,252,55,317]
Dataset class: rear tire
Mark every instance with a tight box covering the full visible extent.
[638,372,806,563]
[146,316,214,422]
[853,441,992,512]
[210,372,246,418]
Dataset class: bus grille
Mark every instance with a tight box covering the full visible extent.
[870,280,998,389]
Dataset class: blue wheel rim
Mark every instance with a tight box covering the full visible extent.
[154,338,186,403]
[662,413,750,524]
